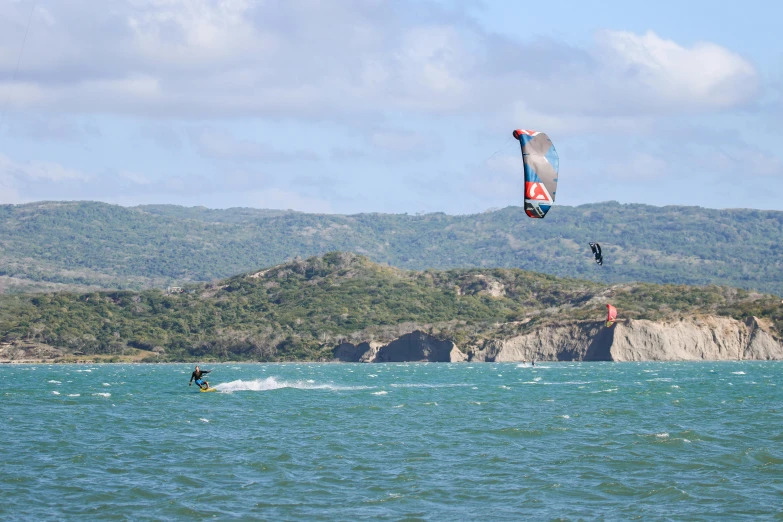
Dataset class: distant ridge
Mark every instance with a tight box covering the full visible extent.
[1,200,781,295]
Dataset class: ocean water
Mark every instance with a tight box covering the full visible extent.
[2,362,782,521]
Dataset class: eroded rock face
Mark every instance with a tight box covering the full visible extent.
[376,331,457,362]
[332,331,466,363]
[449,346,468,362]
[333,341,382,362]
[610,316,783,361]
[742,317,783,360]
[469,322,612,362]
[0,342,63,362]
[469,316,783,362]
[334,316,783,363]
[610,317,738,361]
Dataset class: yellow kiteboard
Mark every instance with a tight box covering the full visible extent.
[199,387,217,393]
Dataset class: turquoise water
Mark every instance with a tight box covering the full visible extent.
[2,362,782,520]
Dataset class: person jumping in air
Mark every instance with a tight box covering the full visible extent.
[189,365,212,390]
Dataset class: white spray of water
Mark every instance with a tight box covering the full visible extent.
[214,377,373,393]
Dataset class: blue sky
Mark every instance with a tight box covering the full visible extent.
[0,0,781,214]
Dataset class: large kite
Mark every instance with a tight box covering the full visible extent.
[513,129,560,219]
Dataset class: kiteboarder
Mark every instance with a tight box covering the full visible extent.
[189,365,212,390]
[589,242,603,266]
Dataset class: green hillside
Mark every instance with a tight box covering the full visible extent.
[1,253,780,362]
[1,201,781,295]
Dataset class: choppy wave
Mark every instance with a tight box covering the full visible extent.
[390,383,473,388]
[214,377,373,393]
[5,361,783,520]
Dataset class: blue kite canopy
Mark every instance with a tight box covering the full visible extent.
[512,129,559,218]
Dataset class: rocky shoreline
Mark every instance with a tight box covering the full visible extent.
[334,315,783,363]
[3,315,782,364]
[0,342,158,364]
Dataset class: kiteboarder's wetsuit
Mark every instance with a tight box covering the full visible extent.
[189,368,211,389]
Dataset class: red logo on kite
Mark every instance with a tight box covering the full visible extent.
[525,182,552,202]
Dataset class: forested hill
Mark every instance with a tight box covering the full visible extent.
[1,252,780,362]
[0,200,781,295]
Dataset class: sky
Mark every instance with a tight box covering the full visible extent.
[0,0,781,215]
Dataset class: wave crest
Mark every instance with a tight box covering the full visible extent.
[214,377,372,393]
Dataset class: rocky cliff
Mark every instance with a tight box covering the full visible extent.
[0,341,64,363]
[334,331,467,362]
[608,316,783,361]
[333,316,783,363]
[333,341,383,363]
[468,321,612,362]
[4,316,780,364]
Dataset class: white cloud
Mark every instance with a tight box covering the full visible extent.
[119,170,153,185]
[0,175,21,204]
[594,30,759,111]
[0,149,335,210]
[0,154,88,182]
[0,1,776,213]
[0,2,760,125]
[0,154,88,204]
